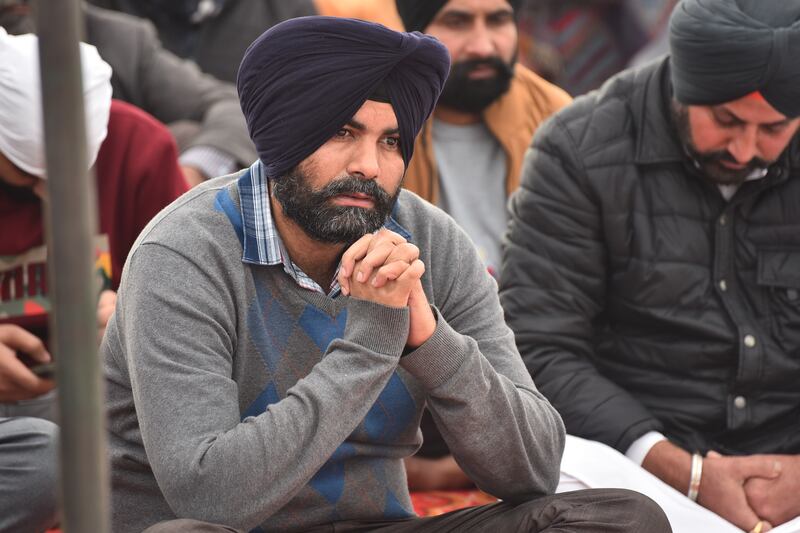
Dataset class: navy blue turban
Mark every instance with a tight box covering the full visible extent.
[670,0,800,117]
[237,16,450,179]
[396,0,522,33]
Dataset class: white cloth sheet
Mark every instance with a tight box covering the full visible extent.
[559,435,800,533]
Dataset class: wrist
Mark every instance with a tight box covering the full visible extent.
[405,313,435,349]
[642,440,693,494]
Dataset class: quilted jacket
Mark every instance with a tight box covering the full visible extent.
[501,57,800,455]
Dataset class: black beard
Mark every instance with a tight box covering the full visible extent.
[436,57,514,113]
[671,101,772,186]
[271,169,400,245]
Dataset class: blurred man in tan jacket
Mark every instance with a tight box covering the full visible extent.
[397,0,570,278]
[394,0,570,491]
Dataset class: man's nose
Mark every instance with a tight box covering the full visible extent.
[727,125,759,163]
[463,21,495,59]
[346,143,380,179]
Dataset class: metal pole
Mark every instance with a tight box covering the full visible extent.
[35,1,111,531]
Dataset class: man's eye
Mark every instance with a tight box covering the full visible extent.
[384,137,401,148]
[712,114,740,128]
[336,129,351,138]
[440,16,469,29]
[762,124,788,135]
[488,13,513,26]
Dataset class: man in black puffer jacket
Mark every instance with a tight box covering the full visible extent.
[502,0,800,532]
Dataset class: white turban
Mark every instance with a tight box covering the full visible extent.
[0,27,112,178]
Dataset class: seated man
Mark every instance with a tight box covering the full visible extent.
[0,29,187,532]
[396,0,570,278]
[501,0,800,532]
[392,0,571,490]
[1,0,258,186]
[102,16,670,533]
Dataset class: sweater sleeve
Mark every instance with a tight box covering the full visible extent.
[109,241,409,529]
[499,115,663,453]
[398,212,566,500]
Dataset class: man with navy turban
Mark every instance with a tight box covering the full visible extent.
[102,16,669,533]
[502,0,800,531]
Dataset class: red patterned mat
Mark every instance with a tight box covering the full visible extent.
[45,490,498,530]
[411,490,499,517]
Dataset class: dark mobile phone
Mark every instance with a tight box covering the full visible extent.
[29,362,57,380]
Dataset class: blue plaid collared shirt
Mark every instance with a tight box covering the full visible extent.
[237,160,411,297]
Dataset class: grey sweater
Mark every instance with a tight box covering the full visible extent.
[102,172,565,533]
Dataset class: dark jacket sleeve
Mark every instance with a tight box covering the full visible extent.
[499,115,663,453]
[85,6,257,166]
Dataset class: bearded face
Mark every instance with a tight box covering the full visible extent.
[672,102,771,186]
[436,56,515,113]
[271,167,401,245]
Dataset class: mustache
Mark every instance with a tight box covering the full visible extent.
[450,57,513,79]
[318,175,390,203]
[700,150,770,170]
[271,168,400,244]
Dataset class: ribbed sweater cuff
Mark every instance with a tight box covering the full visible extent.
[344,297,410,356]
[400,306,468,389]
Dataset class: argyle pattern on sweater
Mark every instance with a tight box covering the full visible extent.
[215,183,418,531]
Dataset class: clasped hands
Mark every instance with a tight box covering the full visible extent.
[699,451,799,532]
[337,228,435,349]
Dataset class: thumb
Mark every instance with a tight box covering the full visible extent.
[406,279,429,318]
[737,455,782,480]
[407,277,425,300]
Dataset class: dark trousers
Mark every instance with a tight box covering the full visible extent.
[144,489,671,533]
